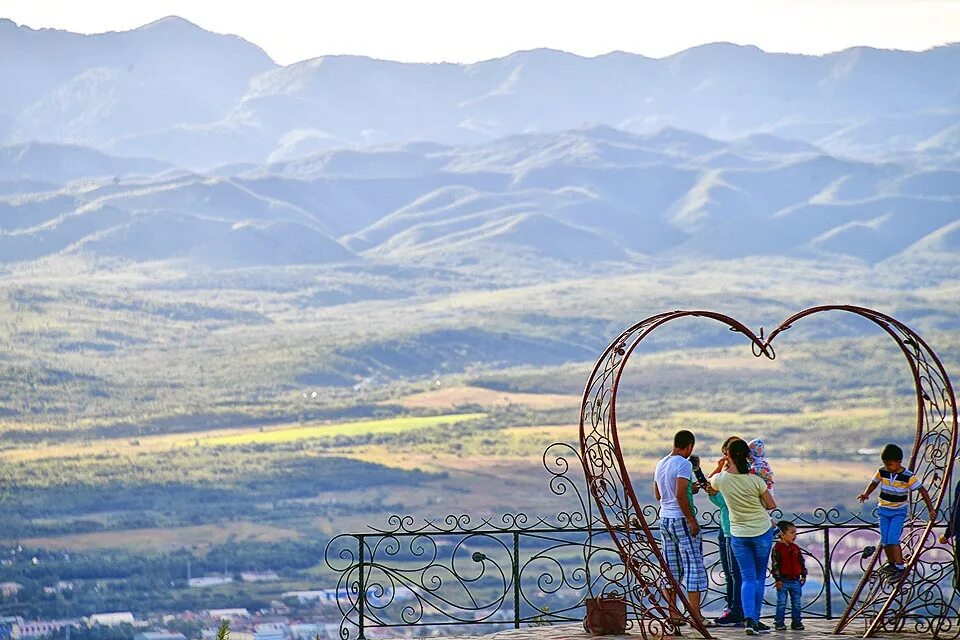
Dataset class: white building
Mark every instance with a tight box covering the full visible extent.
[280,586,402,606]
[133,632,187,640]
[287,624,323,640]
[240,572,279,583]
[189,577,233,588]
[0,584,22,598]
[15,620,79,639]
[253,623,286,640]
[88,613,136,627]
[280,590,338,604]
[205,609,251,621]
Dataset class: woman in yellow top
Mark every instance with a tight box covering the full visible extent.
[710,439,777,636]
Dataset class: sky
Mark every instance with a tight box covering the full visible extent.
[4,0,960,65]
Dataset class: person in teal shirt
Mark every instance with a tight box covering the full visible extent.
[707,440,744,626]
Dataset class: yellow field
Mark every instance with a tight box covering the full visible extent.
[202,413,486,445]
[0,412,486,462]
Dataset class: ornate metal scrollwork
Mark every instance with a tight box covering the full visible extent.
[578,306,958,640]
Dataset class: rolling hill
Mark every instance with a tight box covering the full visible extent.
[1,126,956,272]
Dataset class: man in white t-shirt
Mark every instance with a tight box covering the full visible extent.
[653,429,709,627]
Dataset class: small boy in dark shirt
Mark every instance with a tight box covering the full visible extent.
[771,520,807,631]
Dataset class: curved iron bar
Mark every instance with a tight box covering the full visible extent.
[579,310,768,639]
[578,306,957,640]
[763,306,958,638]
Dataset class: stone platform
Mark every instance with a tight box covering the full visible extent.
[467,619,859,639]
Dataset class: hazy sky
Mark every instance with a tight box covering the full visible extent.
[5,0,960,65]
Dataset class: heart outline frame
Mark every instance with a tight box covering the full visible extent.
[578,305,958,639]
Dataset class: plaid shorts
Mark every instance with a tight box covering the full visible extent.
[660,517,709,593]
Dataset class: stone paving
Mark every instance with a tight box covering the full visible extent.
[471,618,856,640]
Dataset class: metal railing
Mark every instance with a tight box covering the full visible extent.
[324,445,952,639]
[325,511,943,639]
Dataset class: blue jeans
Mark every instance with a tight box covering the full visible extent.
[775,579,803,625]
[717,530,743,619]
[731,529,774,622]
[879,506,907,546]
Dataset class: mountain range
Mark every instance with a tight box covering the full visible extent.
[0,17,957,280]
[0,125,957,273]
[1,17,959,169]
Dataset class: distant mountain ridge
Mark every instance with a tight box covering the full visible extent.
[0,16,275,150]
[1,125,956,275]
[0,17,958,168]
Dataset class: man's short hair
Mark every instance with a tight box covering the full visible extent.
[674,430,695,449]
[776,520,795,533]
[881,444,904,462]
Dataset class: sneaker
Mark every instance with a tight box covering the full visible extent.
[715,613,745,627]
[745,619,759,636]
[791,622,805,631]
[876,562,896,576]
[887,568,905,584]
[774,623,787,631]
[756,621,772,633]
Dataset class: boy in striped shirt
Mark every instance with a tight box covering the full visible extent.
[857,444,934,582]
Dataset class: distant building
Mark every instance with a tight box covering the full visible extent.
[252,623,285,640]
[189,577,233,588]
[42,582,73,596]
[288,624,324,640]
[281,587,401,606]
[0,618,21,640]
[205,609,250,621]
[88,613,136,627]
[134,632,187,640]
[280,590,339,604]
[14,620,79,639]
[0,583,22,598]
[240,572,279,583]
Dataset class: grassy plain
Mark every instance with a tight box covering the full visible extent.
[0,257,957,616]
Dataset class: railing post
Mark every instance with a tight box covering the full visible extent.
[513,531,521,629]
[357,534,366,639]
[822,527,832,619]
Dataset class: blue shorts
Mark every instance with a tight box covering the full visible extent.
[879,506,907,546]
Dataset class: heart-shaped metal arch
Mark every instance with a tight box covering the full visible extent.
[578,306,958,640]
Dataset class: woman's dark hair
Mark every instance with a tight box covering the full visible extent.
[728,439,751,474]
[721,436,744,453]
